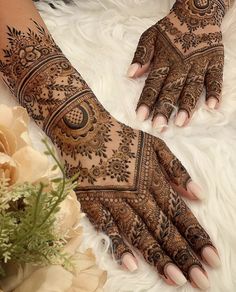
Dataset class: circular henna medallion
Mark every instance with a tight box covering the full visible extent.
[193,0,209,9]
[63,105,89,130]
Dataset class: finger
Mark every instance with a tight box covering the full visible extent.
[154,138,204,200]
[103,199,187,286]
[205,50,224,109]
[152,115,168,133]
[127,195,208,287]
[80,200,137,272]
[136,65,169,119]
[152,67,187,127]
[127,62,151,79]
[136,104,150,122]
[171,180,204,201]
[206,97,218,110]
[177,65,206,127]
[150,167,220,269]
[131,25,158,68]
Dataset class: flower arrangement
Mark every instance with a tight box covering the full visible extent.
[0,104,106,292]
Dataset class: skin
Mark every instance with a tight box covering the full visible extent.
[0,0,221,289]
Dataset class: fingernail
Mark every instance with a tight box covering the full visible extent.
[136,104,150,122]
[202,246,221,268]
[187,181,205,200]
[207,98,218,109]
[152,115,167,133]
[175,111,188,127]
[165,264,187,286]
[122,254,138,272]
[190,267,210,290]
[127,63,140,78]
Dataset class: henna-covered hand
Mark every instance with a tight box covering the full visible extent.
[128,0,230,131]
[0,21,221,290]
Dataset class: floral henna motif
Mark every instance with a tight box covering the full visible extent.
[132,0,227,120]
[0,21,215,280]
[173,0,227,32]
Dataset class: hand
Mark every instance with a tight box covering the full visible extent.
[127,0,230,131]
[0,20,221,290]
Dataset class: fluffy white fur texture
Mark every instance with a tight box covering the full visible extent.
[1,0,236,291]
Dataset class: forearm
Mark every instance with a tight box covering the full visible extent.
[0,0,95,153]
[0,0,49,56]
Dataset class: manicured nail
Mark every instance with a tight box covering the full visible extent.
[207,98,218,109]
[152,115,167,133]
[122,254,138,272]
[190,267,210,290]
[127,63,140,78]
[136,104,150,122]
[175,110,188,127]
[202,246,221,268]
[165,264,187,286]
[187,181,205,200]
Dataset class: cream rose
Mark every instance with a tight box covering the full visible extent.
[0,104,107,292]
[0,105,49,185]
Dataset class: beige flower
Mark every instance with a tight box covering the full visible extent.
[0,105,49,185]
[0,105,30,155]
[1,192,106,292]
[55,190,83,237]
[0,105,107,291]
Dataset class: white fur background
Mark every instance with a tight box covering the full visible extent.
[1,0,236,291]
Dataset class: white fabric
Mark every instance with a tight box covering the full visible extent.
[0,0,236,291]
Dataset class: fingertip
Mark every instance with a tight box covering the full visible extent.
[160,275,177,286]
[152,115,168,133]
[201,246,221,269]
[207,97,218,110]
[136,104,150,122]
[164,264,187,287]
[135,62,151,78]
[127,63,141,78]
[189,267,210,290]
[187,181,205,201]
[122,253,138,272]
[175,110,188,127]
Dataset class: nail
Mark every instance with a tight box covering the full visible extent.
[187,181,205,200]
[152,115,167,133]
[122,254,138,272]
[175,110,188,127]
[190,267,210,290]
[136,104,150,122]
[165,264,187,286]
[202,246,221,268]
[127,63,140,78]
[207,98,218,109]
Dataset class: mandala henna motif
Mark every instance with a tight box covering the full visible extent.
[0,21,215,279]
[132,0,228,120]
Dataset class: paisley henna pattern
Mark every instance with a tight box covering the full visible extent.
[132,0,227,121]
[0,21,214,279]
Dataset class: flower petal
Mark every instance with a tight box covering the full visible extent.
[55,191,81,235]
[12,146,49,183]
[0,104,13,128]
[0,127,17,155]
[0,153,18,185]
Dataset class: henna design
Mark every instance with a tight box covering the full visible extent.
[132,0,226,120]
[0,21,214,279]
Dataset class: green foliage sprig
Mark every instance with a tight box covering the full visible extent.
[0,139,78,277]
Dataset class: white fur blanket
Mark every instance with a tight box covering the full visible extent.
[1,0,236,291]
